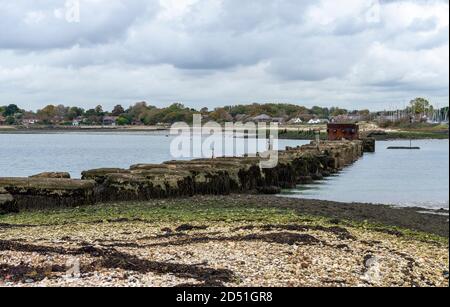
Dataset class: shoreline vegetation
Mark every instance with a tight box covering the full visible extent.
[1,99,448,138]
[0,195,448,287]
[1,123,448,140]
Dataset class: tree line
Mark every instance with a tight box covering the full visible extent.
[0,98,445,126]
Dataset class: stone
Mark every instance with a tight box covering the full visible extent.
[30,172,71,179]
[257,186,282,195]
[362,137,376,153]
[0,193,18,214]
[0,178,97,211]
[0,140,367,212]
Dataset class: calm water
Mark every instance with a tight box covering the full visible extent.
[0,132,306,178]
[1,133,448,209]
[282,139,449,209]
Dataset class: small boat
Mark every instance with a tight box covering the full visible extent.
[387,140,420,150]
[387,146,421,150]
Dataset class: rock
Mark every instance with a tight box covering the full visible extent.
[257,186,282,195]
[311,173,324,181]
[0,140,367,211]
[30,172,71,179]
[321,171,331,177]
[0,193,18,214]
[0,178,97,210]
[175,224,208,232]
[81,168,130,183]
[444,271,449,279]
[364,255,377,269]
[130,164,175,171]
[298,176,313,184]
[362,137,376,153]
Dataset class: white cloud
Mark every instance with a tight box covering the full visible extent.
[0,0,448,111]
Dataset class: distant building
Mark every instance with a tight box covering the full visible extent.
[272,117,286,124]
[288,117,303,125]
[308,119,321,125]
[250,114,273,123]
[327,123,360,141]
[22,118,38,126]
[102,116,117,126]
[332,114,361,123]
[72,119,80,126]
[0,115,6,125]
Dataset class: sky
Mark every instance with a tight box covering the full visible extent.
[0,0,448,111]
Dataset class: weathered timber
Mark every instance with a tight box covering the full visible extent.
[0,140,370,213]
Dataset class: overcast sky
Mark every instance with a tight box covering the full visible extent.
[0,0,448,111]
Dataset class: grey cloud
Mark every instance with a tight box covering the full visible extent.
[0,0,448,110]
[266,35,368,81]
[183,0,316,32]
[0,0,160,50]
[408,17,439,32]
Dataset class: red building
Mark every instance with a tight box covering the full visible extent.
[327,123,359,141]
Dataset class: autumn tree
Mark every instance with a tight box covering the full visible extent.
[95,105,105,116]
[210,108,233,122]
[111,105,125,116]
[330,107,348,117]
[37,105,57,123]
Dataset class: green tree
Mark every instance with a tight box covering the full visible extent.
[116,116,131,126]
[409,98,433,114]
[67,107,85,120]
[3,104,20,116]
[5,116,16,125]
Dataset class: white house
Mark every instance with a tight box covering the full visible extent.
[288,117,303,124]
[308,119,321,125]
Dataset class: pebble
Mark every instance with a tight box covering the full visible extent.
[0,221,448,287]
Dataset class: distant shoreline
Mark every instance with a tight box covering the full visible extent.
[1,125,448,140]
[0,125,170,134]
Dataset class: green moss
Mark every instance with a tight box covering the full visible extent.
[1,197,447,245]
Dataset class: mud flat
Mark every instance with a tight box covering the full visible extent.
[0,195,448,287]
[1,140,373,213]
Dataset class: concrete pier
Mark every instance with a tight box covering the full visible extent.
[0,140,371,213]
